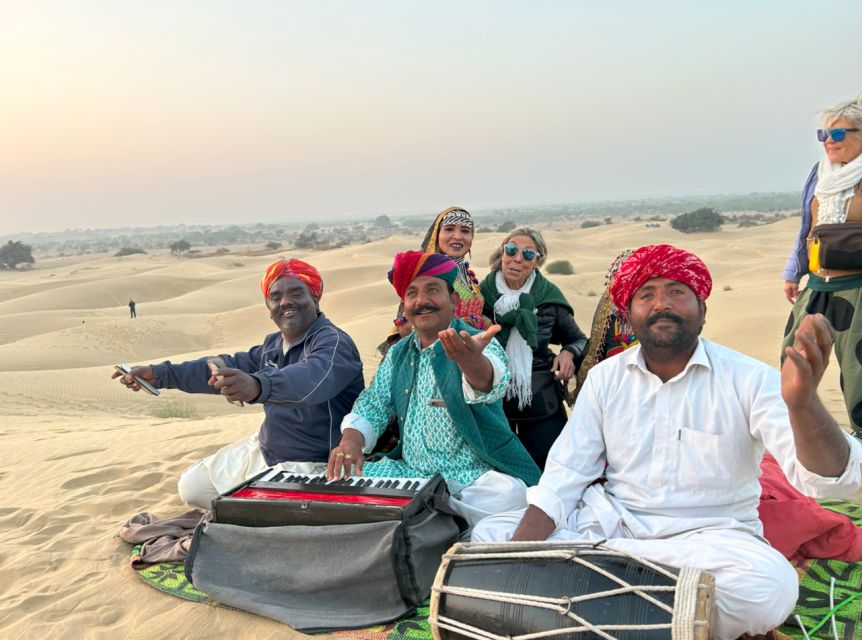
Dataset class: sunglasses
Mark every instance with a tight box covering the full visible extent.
[817,128,860,142]
[503,244,540,262]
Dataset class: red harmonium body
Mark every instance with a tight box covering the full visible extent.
[212,468,442,527]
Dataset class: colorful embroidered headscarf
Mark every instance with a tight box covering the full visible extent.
[260,258,323,300]
[420,206,473,253]
[609,244,712,318]
[388,251,458,299]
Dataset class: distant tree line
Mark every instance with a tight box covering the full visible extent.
[115,246,147,257]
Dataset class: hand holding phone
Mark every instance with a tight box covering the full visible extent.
[114,364,160,396]
[207,357,244,406]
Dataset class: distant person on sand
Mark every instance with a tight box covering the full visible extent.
[128,299,136,319]
[112,258,364,509]
[782,92,862,439]
[480,227,588,469]
[472,244,862,639]
[328,251,539,529]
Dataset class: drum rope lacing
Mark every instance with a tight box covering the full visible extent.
[430,544,709,640]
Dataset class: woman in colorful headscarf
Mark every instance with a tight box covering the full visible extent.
[419,206,486,329]
[567,250,637,406]
[480,227,588,468]
[379,206,486,357]
[782,92,862,439]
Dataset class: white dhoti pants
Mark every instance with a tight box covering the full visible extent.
[177,433,326,510]
[471,486,798,640]
[446,470,528,531]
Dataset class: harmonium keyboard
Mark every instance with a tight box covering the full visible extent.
[212,468,444,527]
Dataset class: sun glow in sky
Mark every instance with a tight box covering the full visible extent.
[1,1,861,234]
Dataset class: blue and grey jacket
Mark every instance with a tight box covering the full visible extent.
[782,163,819,283]
[151,313,364,464]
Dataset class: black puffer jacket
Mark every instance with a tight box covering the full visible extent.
[485,302,588,372]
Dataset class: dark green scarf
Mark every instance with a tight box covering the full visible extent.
[480,269,572,349]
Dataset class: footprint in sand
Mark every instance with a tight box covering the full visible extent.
[60,463,146,491]
[45,447,109,462]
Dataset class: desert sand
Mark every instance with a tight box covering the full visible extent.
[0,217,853,639]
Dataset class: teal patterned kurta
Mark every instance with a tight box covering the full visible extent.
[348,332,510,485]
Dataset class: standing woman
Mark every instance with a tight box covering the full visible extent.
[481,227,588,468]
[782,93,862,438]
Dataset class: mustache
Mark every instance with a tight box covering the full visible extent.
[647,311,683,326]
[410,305,440,315]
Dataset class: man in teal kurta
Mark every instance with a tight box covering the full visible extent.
[328,251,540,528]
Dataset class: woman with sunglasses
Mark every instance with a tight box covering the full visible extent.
[782,92,862,439]
[480,227,587,468]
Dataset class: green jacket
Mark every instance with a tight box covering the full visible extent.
[383,318,541,486]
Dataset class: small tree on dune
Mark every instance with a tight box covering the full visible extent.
[0,240,35,269]
[545,260,574,275]
[170,239,191,255]
[671,208,725,233]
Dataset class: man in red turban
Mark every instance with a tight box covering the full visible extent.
[113,257,364,510]
[473,244,861,639]
[609,243,712,318]
[260,258,324,301]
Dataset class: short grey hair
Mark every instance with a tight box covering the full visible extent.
[821,92,862,129]
[488,227,549,271]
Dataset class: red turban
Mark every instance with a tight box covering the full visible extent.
[609,244,712,317]
[260,258,323,300]
[388,251,458,299]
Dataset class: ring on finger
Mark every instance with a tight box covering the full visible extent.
[344,454,353,460]
[336,451,345,457]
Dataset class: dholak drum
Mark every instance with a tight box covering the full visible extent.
[429,541,715,640]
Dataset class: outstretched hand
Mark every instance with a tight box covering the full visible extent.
[781,313,834,410]
[112,365,155,392]
[438,324,502,366]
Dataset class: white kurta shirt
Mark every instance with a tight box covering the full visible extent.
[529,338,862,539]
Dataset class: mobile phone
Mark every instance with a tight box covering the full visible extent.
[207,357,243,406]
[115,364,160,396]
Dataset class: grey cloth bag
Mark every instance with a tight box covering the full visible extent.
[184,508,460,632]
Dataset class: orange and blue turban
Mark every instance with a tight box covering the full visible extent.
[260,258,323,300]
[388,251,458,299]
[609,244,711,318]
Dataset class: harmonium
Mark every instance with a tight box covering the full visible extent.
[212,468,444,527]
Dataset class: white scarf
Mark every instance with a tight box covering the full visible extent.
[493,270,536,410]
[815,152,862,224]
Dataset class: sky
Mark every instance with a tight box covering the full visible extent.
[1,1,861,235]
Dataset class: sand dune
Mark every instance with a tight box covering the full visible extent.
[0,217,853,638]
